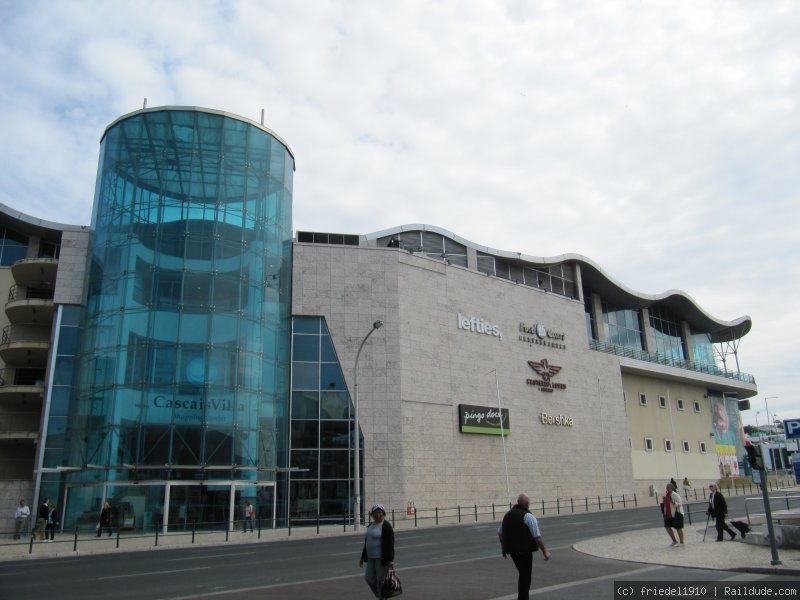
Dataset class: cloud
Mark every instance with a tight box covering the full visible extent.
[0,0,798,418]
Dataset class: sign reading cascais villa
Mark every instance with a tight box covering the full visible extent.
[458,404,510,435]
[518,322,566,349]
[526,359,566,392]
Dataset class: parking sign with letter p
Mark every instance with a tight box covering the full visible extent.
[784,419,800,439]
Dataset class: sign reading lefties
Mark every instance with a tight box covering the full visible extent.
[457,313,503,339]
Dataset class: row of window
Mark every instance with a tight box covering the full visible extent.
[635,393,701,413]
[641,438,708,453]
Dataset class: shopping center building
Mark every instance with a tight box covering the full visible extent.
[0,106,757,533]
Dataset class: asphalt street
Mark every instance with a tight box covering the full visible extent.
[0,497,796,600]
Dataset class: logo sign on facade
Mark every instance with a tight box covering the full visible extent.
[784,419,800,440]
[518,322,566,350]
[526,359,566,392]
[457,313,502,339]
[458,404,510,435]
[539,411,574,427]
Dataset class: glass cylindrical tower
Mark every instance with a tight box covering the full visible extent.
[64,107,293,530]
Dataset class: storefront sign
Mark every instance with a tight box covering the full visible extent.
[518,321,566,349]
[458,404,510,435]
[539,411,574,427]
[526,359,566,392]
[457,313,503,339]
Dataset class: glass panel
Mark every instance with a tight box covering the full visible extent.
[292,391,319,419]
[292,363,318,390]
[290,481,318,518]
[320,451,349,479]
[320,421,350,449]
[290,449,319,479]
[320,391,349,420]
[292,334,319,362]
[290,421,318,448]
[319,364,345,391]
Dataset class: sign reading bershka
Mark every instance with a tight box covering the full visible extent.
[458,404,510,435]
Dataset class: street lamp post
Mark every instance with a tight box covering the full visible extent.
[353,320,383,532]
[765,397,778,471]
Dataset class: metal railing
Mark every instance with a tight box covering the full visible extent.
[744,494,800,525]
[589,339,756,384]
[7,284,54,304]
[0,324,51,345]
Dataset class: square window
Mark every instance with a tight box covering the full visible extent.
[682,440,690,453]
[639,393,647,406]
[644,437,653,451]
[658,396,667,409]
[693,401,701,413]
[699,442,707,453]
[677,399,685,411]
[664,439,673,452]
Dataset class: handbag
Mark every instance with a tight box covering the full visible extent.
[381,568,402,598]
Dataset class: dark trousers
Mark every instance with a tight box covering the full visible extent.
[510,552,533,600]
[715,517,736,540]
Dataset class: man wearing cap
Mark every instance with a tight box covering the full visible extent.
[359,503,395,599]
[498,493,550,600]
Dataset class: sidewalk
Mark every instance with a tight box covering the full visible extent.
[573,522,800,576]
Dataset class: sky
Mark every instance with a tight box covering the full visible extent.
[0,0,797,424]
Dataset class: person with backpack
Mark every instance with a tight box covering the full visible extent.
[498,493,551,600]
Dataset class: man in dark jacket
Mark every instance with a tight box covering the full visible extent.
[32,498,49,540]
[707,484,736,541]
[498,493,550,600]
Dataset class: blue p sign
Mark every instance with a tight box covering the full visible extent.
[784,419,800,439]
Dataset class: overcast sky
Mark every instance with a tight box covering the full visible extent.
[0,0,797,424]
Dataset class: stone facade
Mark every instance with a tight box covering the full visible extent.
[293,243,634,511]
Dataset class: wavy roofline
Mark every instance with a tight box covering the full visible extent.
[0,202,87,234]
[365,224,751,342]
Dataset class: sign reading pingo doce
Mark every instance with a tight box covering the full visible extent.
[458,404,510,435]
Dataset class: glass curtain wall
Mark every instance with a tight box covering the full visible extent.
[63,108,293,530]
[648,304,686,362]
[289,317,359,522]
[601,302,644,350]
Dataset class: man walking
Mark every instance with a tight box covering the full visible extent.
[707,484,736,541]
[498,493,550,600]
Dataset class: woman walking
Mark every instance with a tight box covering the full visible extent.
[359,503,395,599]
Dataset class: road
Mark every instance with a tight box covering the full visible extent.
[0,497,796,600]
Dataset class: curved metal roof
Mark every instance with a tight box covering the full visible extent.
[365,224,751,343]
[0,202,87,236]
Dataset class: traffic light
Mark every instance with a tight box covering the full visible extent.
[745,444,763,471]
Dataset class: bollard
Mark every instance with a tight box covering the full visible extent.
[116,526,120,549]
[585,497,589,512]
[557,498,560,514]
[288,517,292,537]
[571,497,574,513]
[258,517,262,539]
[597,496,601,510]
[634,493,637,506]
[225,521,229,542]
[392,509,395,528]
[316,514,320,535]
[192,519,196,544]
[611,495,614,509]
[436,507,439,526]
[541,499,545,515]
[475,504,478,522]
[344,515,347,533]
[74,526,78,552]
[155,524,159,547]
[414,508,418,527]
[29,530,34,555]
[458,506,461,523]
[622,494,626,508]
[492,504,495,520]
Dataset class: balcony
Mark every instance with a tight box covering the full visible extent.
[0,324,51,365]
[5,284,55,324]
[589,339,756,384]
[10,257,58,287]
[0,412,40,441]
[0,367,45,406]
